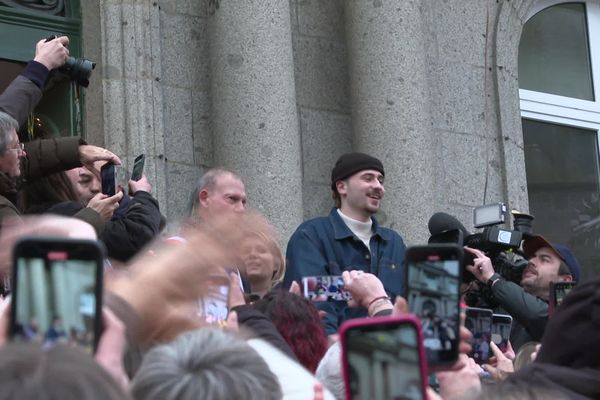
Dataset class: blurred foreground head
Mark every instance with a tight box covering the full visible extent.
[0,342,129,400]
[0,215,96,279]
[108,209,277,344]
[130,329,282,400]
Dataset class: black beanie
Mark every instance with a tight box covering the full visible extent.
[330,152,384,191]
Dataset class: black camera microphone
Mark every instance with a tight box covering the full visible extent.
[428,212,470,238]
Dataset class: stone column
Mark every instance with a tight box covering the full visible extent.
[99,0,167,215]
[208,0,303,242]
[345,1,435,243]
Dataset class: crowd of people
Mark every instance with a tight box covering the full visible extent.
[0,35,597,400]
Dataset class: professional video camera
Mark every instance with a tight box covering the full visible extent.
[45,35,95,87]
[428,204,534,307]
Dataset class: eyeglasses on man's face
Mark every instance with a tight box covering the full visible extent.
[8,142,25,152]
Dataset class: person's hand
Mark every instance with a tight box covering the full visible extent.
[228,272,246,309]
[391,295,409,315]
[94,308,129,391]
[79,145,121,171]
[342,270,387,309]
[87,191,123,221]
[288,280,301,296]
[482,341,514,381]
[0,216,96,278]
[34,36,69,70]
[436,354,482,400]
[129,175,151,194]
[464,246,495,283]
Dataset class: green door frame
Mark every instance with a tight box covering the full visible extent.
[0,2,84,138]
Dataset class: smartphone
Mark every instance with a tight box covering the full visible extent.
[465,307,493,364]
[9,237,104,354]
[198,279,229,326]
[131,154,145,182]
[548,281,577,315]
[404,244,462,366]
[340,315,427,400]
[491,314,512,353]
[302,275,352,302]
[100,162,117,196]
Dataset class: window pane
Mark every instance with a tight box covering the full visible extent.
[519,3,594,101]
[523,119,600,280]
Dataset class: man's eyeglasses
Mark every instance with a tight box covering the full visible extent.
[9,143,24,152]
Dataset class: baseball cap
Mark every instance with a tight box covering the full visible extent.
[522,235,581,282]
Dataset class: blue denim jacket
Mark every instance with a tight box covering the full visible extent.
[283,208,406,334]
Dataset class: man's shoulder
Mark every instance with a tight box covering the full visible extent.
[290,215,332,237]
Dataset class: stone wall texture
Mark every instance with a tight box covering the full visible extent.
[88,0,541,246]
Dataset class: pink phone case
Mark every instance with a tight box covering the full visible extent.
[339,315,428,400]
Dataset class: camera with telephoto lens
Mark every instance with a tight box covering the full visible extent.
[428,203,534,308]
[45,35,95,87]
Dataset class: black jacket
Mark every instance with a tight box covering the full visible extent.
[490,278,548,350]
[504,277,600,399]
[49,191,161,262]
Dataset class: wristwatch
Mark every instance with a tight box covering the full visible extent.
[487,273,502,287]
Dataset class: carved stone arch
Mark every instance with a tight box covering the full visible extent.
[491,0,537,214]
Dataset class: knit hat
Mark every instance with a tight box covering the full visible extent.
[522,235,582,282]
[330,153,384,191]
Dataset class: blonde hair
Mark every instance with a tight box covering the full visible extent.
[246,230,285,287]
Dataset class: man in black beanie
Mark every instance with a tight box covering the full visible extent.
[283,152,406,336]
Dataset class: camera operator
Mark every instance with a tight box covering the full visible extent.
[464,235,580,350]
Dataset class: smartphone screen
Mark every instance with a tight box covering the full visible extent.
[465,307,493,364]
[198,284,229,326]
[405,244,462,366]
[491,314,512,353]
[302,275,352,302]
[549,281,576,315]
[10,238,104,354]
[131,154,145,182]
[341,316,427,400]
[101,163,117,196]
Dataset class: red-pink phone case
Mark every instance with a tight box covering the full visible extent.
[339,314,429,400]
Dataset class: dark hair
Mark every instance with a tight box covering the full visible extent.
[332,189,341,208]
[0,343,129,400]
[19,170,81,213]
[253,290,328,373]
[557,260,571,276]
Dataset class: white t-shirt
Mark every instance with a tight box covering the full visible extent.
[337,209,373,251]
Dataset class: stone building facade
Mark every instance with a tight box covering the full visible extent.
[2,0,598,276]
[85,0,530,241]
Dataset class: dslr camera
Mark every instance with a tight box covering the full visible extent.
[45,35,95,87]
